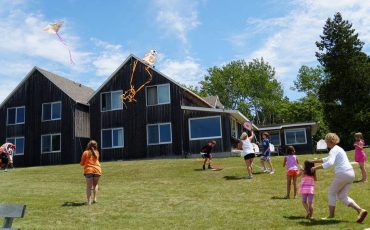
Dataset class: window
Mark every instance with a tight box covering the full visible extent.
[101,91,123,111]
[101,128,124,149]
[6,137,25,155]
[269,132,281,146]
[42,102,61,121]
[7,106,25,125]
[146,84,170,106]
[41,134,61,153]
[285,128,307,145]
[147,123,172,145]
[189,116,222,140]
[231,118,238,138]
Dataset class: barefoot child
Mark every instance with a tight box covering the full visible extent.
[200,141,216,170]
[354,132,367,182]
[283,146,300,198]
[300,161,317,219]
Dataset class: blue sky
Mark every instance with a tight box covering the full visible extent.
[1,0,370,103]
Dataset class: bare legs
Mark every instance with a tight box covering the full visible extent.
[85,176,100,205]
[245,158,254,177]
[359,162,367,182]
[92,176,100,203]
[285,175,297,198]
[85,178,93,205]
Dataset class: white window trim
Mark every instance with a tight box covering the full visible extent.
[6,136,25,155]
[100,90,123,112]
[41,133,61,154]
[146,122,172,145]
[189,116,222,141]
[42,101,62,122]
[6,106,25,126]
[145,83,171,106]
[284,128,307,145]
[268,131,281,146]
[101,127,124,149]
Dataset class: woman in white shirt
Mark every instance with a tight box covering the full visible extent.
[310,133,367,223]
[240,131,255,179]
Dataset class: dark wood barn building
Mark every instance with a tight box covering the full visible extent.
[88,55,250,161]
[0,67,93,166]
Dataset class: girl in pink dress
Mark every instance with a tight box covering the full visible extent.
[354,132,367,182]
[300,161,317,219]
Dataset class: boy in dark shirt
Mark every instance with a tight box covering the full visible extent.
[200,141,216,170]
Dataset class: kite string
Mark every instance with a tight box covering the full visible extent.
[121,60,154,108]
[55,32,75,64]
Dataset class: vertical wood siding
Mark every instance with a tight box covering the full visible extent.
[0,70,86,166]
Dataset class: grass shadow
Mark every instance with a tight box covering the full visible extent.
[283,215,348,226]
[297,219,347,226]
[62,201,86,207]
[353,180,364,184]
[283,215,305,220]
[271,196,288,200]
[252,171,265,175]
[223,176,244,180]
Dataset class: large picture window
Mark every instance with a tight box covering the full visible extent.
[285,128,307,145]
[101,128,124,149]
[101,91,123,111]
[7,106,25,125]
[189,116,222,140]
[41,134,61,153]
[42,102,61,121]
[146,84,170,106]
[147,123,172,145]
[6,137,25,155]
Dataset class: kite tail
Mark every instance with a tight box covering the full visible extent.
[56,32,75,64]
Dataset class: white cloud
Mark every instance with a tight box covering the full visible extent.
[230,0,370,99]
[91,38,129,77]
[153,0,200,45]
[158,57,205,86]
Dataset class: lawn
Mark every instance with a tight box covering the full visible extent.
[1,151,370,230]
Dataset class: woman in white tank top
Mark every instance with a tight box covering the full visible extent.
[240,131,256,179]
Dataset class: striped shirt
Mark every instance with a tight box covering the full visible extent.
[300,175,315,195]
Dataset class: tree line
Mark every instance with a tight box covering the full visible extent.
[187,12,370,149]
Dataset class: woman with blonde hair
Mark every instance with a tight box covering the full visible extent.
[310,133,367,223]
[80,140,102,205]
[240,131,256,179]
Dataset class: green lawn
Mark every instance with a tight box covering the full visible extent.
[1,151,370,230]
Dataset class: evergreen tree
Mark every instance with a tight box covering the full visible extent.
[316,12,370,148]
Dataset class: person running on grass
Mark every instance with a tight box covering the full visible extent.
[80,140,102,205]
[200,141,216,170]
[310,133,368,223]
[260,132,275,174]
[300,161,317,220]
[283,146,301,199]
[354,132,367,182]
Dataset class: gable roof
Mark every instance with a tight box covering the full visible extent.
[87,54,213,108]
[0,67,94,108]
[36,67,94,105]
[203,96,224,109]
